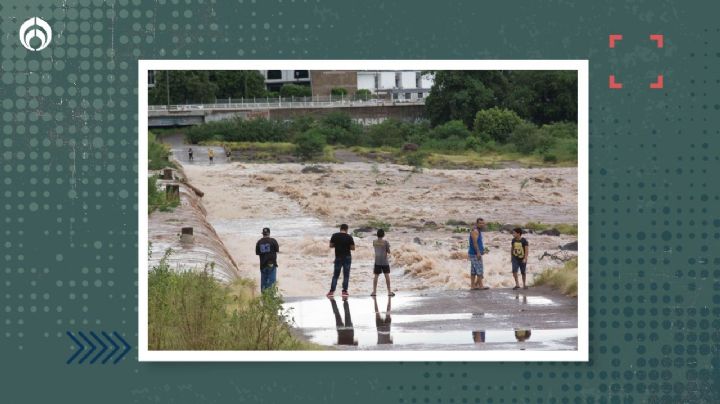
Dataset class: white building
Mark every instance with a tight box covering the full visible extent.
[356,71,434,101]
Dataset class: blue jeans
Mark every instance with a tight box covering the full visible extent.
[330,256,352,292]
[260,265,277,292]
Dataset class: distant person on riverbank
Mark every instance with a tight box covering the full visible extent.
[208,148,214,164]
[469,218,489,290]
[371,229,395,297]
[327,224,355,298]
[255,227,279,292]
[510,228,529,290]
[188,147,193,161]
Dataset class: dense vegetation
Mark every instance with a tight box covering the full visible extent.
[155,70,577,164]
[148,249,315,350]
[532,257,578,296]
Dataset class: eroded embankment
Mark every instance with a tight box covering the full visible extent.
[148,167,241,283]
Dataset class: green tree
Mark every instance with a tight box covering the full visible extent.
[210,70,268,99]
[149,71,218,105]
[279,83,312,97]
[473,107,523,143]
[423,71,509,127]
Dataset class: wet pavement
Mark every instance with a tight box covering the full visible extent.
[284,286,577,350]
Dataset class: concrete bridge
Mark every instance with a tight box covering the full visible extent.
[147,98,426,127]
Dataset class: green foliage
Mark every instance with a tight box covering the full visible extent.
[405,150,428,168]
[148,251,310,350]
[294,129,327,160]
[280,83,312,97]
[366,119,423,148]
[211,70,268,99]
[356,89,372,99]
[185,117,290,144]
[430,119,471,140]
[330,87,348,96]
[148,175,179,214]
[509,122,553,154]
[148,131,172,170]
[424,70,577,127]
[532,258,578,296]
[366,219,392,232]
[473,107,523,143]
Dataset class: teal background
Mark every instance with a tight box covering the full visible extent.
[1,0,719,402]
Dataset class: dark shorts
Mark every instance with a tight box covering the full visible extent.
[373,264,390,274]
[512,258,527,274]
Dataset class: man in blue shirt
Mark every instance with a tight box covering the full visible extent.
[468,218,488,290]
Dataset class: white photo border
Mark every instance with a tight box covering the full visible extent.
[138,60,589,362]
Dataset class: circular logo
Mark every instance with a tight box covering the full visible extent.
[19,17,52,51]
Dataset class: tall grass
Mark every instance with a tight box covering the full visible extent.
[148,175,179,214]
[148,250,316,350]
[532,258,578,296]
[148,131,173,170]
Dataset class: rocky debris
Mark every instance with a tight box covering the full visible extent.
[539,228,561,236]
[413,237,423,245]
[402,143,419,152]
[423,221,438,228]
[445,219,469,226]
[560,241,578,251]
[500,224,516,233]
[354,226,373,233]
[301,165,330,174]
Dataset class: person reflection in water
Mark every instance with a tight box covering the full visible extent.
[472,331,486,344]
[374,296,393,345]
[330,297,357,346]
[514,329,532,342]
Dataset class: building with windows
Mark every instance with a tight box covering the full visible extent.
[260,70,311,92]
[356,71,434,101]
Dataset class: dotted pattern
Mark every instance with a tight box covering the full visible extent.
[1,1,719,403]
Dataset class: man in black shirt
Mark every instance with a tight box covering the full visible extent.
[256,227,279,292]
[327,224,355,298]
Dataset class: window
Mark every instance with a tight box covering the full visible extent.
[267,70,282,80]
[294,70,309,79]
[392,92,399,100]
[418,92,423,99]
[405,92,411,99]
[148,70,155,88]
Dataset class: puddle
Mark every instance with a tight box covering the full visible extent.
[284,295,576,350]
[512,294,558,306]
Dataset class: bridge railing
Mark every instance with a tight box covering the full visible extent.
[148,95,425,111]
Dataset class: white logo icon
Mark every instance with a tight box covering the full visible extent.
[19,17,52,51]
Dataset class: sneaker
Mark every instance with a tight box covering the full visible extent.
[326,291,334,298]
[513,286,520,290]
[341,290,349,298]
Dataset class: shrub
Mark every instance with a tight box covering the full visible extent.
[543,154,558,163]
[508,122,552,154]
[294,129,327,160]
[473,107,523,143]
[430,119,471,140]
[405,150,428,168]
[280,83,311,97]
[331,87,348,96]
[355,89,372,99]
[148,132,172,170]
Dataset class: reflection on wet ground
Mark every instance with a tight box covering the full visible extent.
[285,289,578,351]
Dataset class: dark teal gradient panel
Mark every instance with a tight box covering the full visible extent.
[0,0,718,403]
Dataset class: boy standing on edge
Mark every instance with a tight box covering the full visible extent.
[371,229,395,297]
[255,227,280,292]
[327,224,355,298]
[510,227,529,290]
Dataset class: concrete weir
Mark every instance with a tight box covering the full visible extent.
[148,166,241,283]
